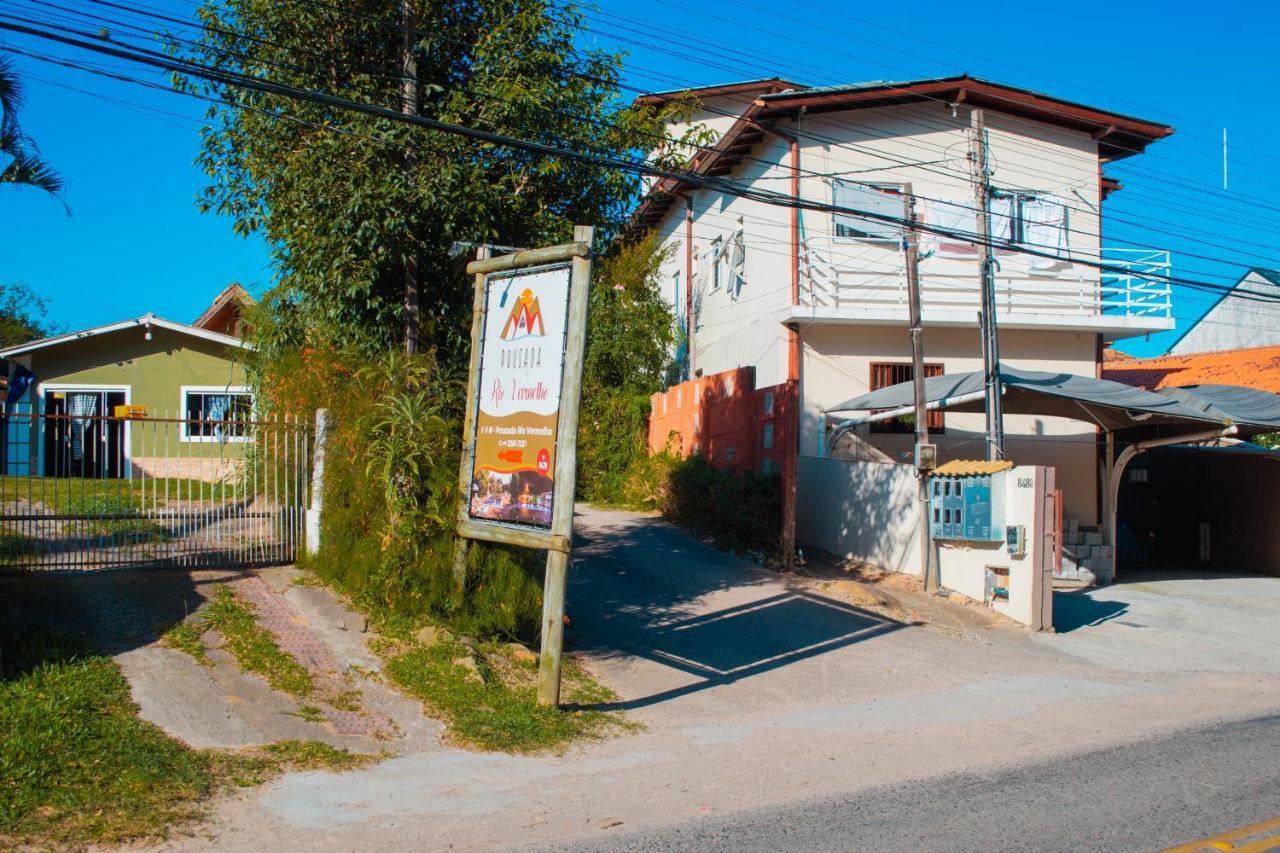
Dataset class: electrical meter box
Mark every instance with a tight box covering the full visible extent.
[929,471,1006,542]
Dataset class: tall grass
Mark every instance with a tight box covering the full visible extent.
[264,348,545,643]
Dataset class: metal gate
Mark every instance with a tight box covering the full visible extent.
[0,405,310,571]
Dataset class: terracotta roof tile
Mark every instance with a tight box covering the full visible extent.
[1103,344,1280,394]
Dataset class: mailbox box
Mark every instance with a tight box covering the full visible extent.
[929,471,1006,542]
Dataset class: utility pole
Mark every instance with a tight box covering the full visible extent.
[902,184,936,591]
[969,109,1004,460]
[401,0,420,355]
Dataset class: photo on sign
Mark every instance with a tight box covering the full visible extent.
[466,262,571,531]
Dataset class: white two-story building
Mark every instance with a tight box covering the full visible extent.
[636,75,1175,535]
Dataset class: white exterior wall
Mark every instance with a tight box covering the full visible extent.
[795,104,1102,309]
[796,456,922,574]
[1169,271,1280,355]
[937,465,1055,630]
[656,131,798,388]
[800,325,1100,523]
[649,101,1130,525]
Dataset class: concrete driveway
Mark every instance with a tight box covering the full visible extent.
[1046,571,1280,674]
[151,507,1280,851]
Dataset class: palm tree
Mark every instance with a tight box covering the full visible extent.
[0,56,65,202]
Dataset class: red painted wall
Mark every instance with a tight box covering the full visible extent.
[648,367,794,475]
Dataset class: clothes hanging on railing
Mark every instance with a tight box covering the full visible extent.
[67,393,98,462]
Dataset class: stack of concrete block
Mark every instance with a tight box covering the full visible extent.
[1054,518,1106,585]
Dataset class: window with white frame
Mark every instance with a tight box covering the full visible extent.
[181,386,253,442]
[991,190,1069,253]
[833,180,903,241]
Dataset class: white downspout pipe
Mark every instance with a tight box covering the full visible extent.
[825,390,988,456]
[1104,425,1237,583]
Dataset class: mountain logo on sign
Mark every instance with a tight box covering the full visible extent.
[500,288,546,340]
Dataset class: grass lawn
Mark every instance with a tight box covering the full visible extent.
[381,636,632,753]
[0,475,249,510]
[0,630,372,846]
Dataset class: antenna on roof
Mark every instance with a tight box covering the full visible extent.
[1223,128,1229,191]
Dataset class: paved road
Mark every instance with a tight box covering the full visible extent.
[141,507,1280,852]
[562,714,1280,853]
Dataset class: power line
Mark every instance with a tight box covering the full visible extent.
[4,17,1277,307]
[34,0,1280,268]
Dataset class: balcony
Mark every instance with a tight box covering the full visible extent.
[791,239,1173,338]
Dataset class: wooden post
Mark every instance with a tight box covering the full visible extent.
[902,185,936,592]
[451,245,491,595]
[537,225,594,706]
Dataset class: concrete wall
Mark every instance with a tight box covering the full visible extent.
[649,366,795,475]
[801,324,1100,523]
[937,465,1055,630]
[795,455,923,575]
[1169,271,1280,355]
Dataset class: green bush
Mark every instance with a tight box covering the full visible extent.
[285,349,545,644]
[662,456,783,557]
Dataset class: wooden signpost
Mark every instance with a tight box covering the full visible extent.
[455,225,593,706]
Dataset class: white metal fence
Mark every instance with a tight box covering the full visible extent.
[0,405,311,572]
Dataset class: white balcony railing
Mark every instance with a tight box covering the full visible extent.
[799,240,1172,321]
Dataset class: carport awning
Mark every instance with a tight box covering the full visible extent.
[1156,384,1280,433]
[825,365,1244,434]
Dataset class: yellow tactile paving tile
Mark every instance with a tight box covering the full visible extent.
[1161,815,1280,853]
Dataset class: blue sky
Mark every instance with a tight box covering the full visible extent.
[1,0,1277,356]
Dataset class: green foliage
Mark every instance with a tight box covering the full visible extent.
[576,236,678,504]
[0,281,55,347]
[1255,433,1280,449]
[0,630,212,845]
[160,621,210,666]
[178,0,701,357]
[289,348,545,643]
[0,56,66,204]
[665,456,783,557]
[383,638,624,752]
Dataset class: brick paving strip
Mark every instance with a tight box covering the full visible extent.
[231,575,394,737]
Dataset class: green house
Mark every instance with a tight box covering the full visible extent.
[0,286,252,481]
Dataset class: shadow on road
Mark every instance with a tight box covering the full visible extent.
[568,512,904,711]
[1051,589,1129,633]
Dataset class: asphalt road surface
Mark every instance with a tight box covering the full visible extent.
[560,714,1280,853]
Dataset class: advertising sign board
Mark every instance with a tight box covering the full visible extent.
[464,263,571,533]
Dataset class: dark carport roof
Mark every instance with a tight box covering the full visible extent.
[825,365,1280,436]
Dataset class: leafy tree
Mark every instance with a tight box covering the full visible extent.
[576,236,677,501]
[177,0,699,358]
[0,57,65,202]
[0,281,55,347]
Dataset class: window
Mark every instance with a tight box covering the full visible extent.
[991,190,1068,252]
[762,389,775,417]
[868,363,945,434]
[833,181,903,241]
[762,423,775,450]
[182,386,253,442]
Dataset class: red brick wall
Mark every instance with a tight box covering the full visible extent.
[648,367,794,475]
